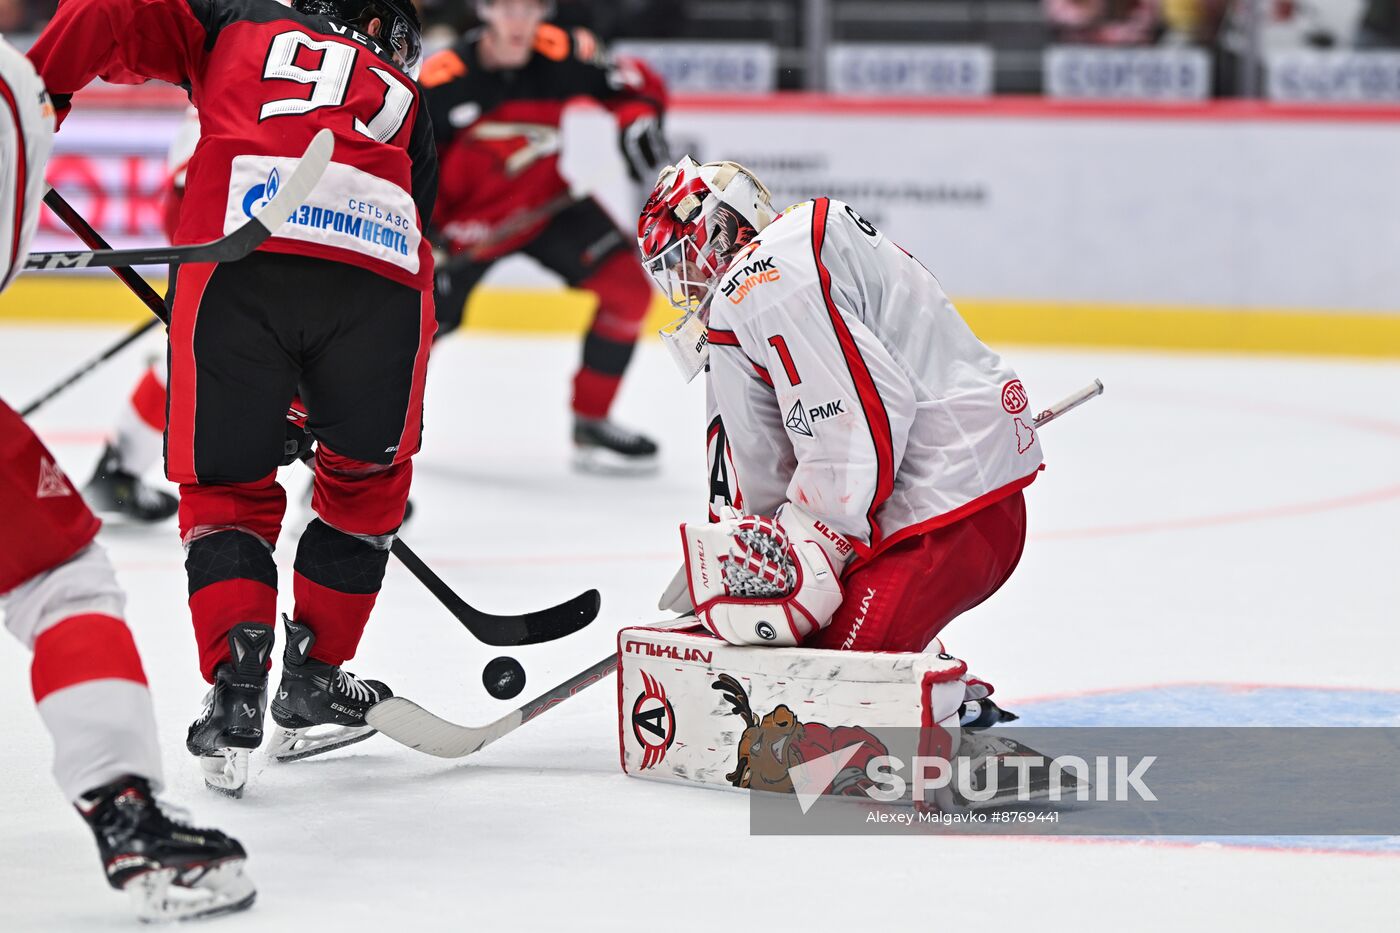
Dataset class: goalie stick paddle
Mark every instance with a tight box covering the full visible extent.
[370,379,1109,760]
[39,141,600,649]
[25,129,334,271]
[366,618,699,759]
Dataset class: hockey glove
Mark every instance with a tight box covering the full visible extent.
[620,114,670,183]
[679,504,851,646]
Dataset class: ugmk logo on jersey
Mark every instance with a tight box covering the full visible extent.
[721,257,780,305]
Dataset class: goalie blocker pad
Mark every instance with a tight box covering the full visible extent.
[617,623,966,800]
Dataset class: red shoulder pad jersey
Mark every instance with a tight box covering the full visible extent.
[27,0,438,290]
[420,23,664,261]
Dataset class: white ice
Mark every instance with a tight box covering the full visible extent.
[1,322,1397,930]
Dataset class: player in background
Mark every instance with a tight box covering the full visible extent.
[642,159,1042,688]
[27,0,439,796]
[421,0,671,473]
[0,38,254,922]
[80,111,201,525]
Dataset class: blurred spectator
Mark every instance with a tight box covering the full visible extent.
[1044,0,1165,44]
[0,0,55,32]
[1160,0,1229,44]
[1358,0,1400,46]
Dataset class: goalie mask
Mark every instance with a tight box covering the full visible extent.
[637,157,776,382]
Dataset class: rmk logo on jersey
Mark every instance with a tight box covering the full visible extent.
[242,165,412,257]
[721,257,781,305]
[785,398,847,437]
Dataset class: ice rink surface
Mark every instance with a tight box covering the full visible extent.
[1,322,1397,930]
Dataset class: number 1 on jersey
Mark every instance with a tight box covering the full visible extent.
[767,335,802,386]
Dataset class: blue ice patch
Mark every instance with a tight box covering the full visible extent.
[1013,684,1400,855]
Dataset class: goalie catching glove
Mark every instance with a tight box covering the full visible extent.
[679,504,853,646]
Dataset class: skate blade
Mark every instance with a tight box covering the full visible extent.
[126,859,256,924]
[571,446,660,477]
[270,724,376,763]
[198,750,249,799]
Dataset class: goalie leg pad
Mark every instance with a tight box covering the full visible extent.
[617,624,966,799]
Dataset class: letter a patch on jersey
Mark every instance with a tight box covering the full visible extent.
[785,400,814,437]
[36,456,71,498]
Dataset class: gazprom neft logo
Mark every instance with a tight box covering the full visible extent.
[241,165,411,257]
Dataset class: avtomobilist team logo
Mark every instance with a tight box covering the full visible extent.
[631,672,676,770]
[1001,379,1028,414]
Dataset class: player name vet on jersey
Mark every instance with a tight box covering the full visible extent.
[224,155,422,274]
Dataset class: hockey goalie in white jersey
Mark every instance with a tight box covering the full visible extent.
[0,37,253,922]
[640,157,1042,654]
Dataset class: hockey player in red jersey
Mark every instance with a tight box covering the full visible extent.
[420,0,671,472]
[641,159,1043,659]
[1,38,254,922]
[27,0,439,795]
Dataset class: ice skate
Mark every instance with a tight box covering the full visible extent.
[186,624,272,798]
[270,616,392,762]
[76,774,255,923]
[944,730,1083,811]
[572,416,660,475]
[83,443,178,522]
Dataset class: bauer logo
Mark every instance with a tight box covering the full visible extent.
[631,672,676,770]
[1001,379,1028,414]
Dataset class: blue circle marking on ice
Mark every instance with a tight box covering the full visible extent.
[1011,684,1400,855]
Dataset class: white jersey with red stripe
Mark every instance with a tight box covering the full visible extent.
[704,197,1043,562]
[0,37,56,293]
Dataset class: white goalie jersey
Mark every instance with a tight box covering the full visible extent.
[0,37,55,293]
[704,197,1043,561]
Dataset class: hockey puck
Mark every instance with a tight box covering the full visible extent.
[483,656,526,700]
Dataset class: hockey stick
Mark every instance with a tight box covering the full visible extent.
[366,379,1108,758]
[40,155,600,648]
[25,130,334,271]
[367,618,697,759]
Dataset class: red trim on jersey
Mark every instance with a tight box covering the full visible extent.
[856,469,1041,569]
[751,362,773,387]
[809,197,895,553]
[165,262,216,482]
[31,614,148,702]
[707,327,741,346]
[392,290,436,462]
[0,75,29,285]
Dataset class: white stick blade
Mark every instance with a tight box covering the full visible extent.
[252,129,334,233]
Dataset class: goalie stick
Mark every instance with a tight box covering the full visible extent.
[366,380,1108,758]
[37,148,600,648]
[25,130,334,271]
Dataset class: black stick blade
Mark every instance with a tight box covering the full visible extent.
[463,588,602,647]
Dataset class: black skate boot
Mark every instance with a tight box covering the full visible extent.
[270,616,392,762]
[572,416,660,475]
[186,623,272,798]
[83,443,178,522]
[76,774,256,922]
